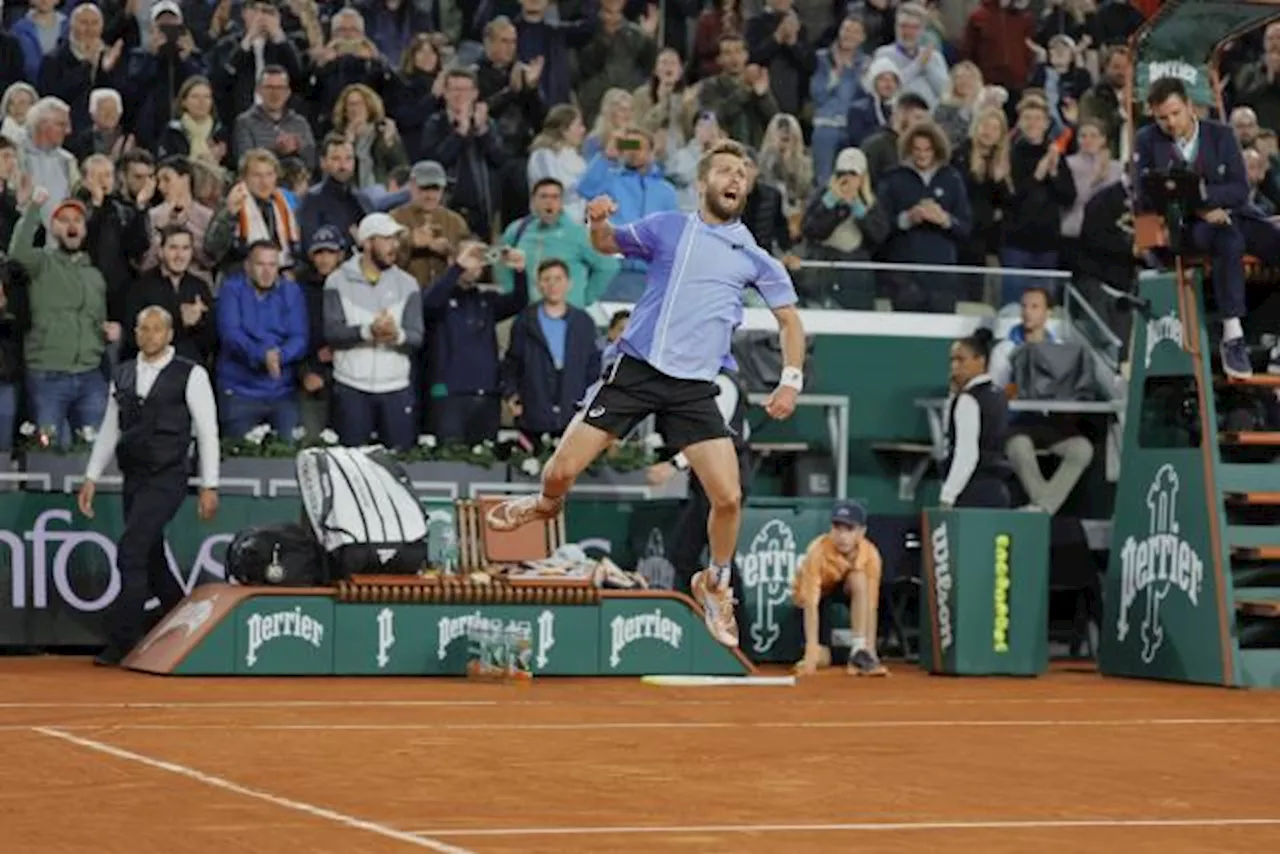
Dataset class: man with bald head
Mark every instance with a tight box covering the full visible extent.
[79,305,221,667]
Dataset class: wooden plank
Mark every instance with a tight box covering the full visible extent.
[1221,374,1280,388]
[1220,431,1280,446]
[1232,546,1280,560]
[1236,599,1280,618]
[1226,492,1280,505]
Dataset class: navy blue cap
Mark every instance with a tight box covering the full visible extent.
[831,500,867,527]
[308,225,345,255]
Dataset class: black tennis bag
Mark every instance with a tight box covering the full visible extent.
[226,523,326,586]
[296,446,430,579]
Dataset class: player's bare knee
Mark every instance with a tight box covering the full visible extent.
[707,485,742,513]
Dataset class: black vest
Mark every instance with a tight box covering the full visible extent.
[114,357,195,477]
[946,377,1009,479]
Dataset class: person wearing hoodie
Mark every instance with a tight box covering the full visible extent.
[496,177,619,307]
[577,126,678,301]
[8,184,110,447]
[844,56,899,148]
[323,213,425,450]
[214,240,309,438]
[13,0,68,84]
[295,226,347,438]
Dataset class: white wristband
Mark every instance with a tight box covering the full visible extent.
[780,366,804,391]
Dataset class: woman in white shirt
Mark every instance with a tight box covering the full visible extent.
[527,105,588,223]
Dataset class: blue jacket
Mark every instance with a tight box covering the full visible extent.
[877,162,972,266]
[12,14,67,83]
[577,154,679,272]
[501,302,602,435]
[215,273,310,400]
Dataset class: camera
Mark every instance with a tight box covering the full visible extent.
[617,137,642,152]
[159,22,186,43]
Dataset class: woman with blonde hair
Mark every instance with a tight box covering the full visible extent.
[933,61,984,152]
[157,76,229,168]
[583,88,633,161]
[799,146,889,309]
[0,82,37,145]
[757,113,815,242]
[332,83,409,189]
[952,107,1012,274]
[528,104,588,221]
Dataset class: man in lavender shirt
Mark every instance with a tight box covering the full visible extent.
[487,140,807,649]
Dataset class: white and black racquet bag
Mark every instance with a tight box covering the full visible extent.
[296,446,430,579]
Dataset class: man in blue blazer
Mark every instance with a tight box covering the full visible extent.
[1136,76,1280,378]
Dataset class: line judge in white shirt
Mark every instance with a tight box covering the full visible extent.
[78,305,221,667]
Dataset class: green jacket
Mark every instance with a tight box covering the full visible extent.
[9,204,107,373]
[496,211,620,308]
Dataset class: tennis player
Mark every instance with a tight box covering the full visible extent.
[487,139,806,648]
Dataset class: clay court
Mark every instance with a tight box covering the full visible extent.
[0,660,1278,853]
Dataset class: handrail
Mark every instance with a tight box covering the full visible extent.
[790,258,1073,279]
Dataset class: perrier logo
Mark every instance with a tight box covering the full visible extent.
[245,606,325,667]
[737,519,798,654]
[1117,464,1205,663]
[1145,311,1183,368]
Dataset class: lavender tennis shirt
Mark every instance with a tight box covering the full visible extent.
[613,212,797,382]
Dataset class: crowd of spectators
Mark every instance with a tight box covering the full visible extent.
[0,0,1260,464]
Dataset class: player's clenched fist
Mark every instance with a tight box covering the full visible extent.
[586,195,617,225]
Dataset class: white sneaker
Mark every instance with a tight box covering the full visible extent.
[691,569,739,647]
[485,494,563,532]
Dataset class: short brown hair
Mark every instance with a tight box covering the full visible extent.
[536,258,569,280]
[697,139,751,181]
[1147,76,1189,108]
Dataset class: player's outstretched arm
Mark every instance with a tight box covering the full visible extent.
[585,195,620,255]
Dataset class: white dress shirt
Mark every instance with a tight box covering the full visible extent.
[86,347,221,488]
[940,373,990,506]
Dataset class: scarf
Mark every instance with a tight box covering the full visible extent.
[181,114,214,162]
[237,191,299,267]
[352,126,377,190]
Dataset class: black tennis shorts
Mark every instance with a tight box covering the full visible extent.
[582,355,732,451]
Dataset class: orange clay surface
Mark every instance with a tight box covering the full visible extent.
[2,658,1280,853]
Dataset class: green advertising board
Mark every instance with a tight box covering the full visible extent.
[1099,270,1231,685]
[235,596,335,674]
[734,501,832,664]
[920,508,1050,676]
[135,587,752,677]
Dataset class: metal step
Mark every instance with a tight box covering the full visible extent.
[1227,526,1280,550]
[1219,464,1280,494]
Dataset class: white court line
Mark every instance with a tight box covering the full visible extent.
[17,717,1280,733]
[408,817,1280,838]
[0,696,1162,711]
[33,727,474,854]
